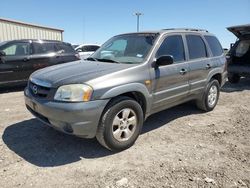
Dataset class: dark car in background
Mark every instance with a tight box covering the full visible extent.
[227,24,250,83]
[0,39,80,87]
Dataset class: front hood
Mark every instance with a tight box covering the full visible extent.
[30,60,135,87]
[227,24,250,38]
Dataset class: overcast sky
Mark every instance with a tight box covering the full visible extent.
[1,0,250,48]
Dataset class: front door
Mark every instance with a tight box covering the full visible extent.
[150,35,189,112]
[0,42,31,85]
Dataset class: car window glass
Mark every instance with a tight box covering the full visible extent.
[89,45,100,51]
[33,42,55,54]
[56,43,75,53]
[2,42,30,56]
[82,45,99,52]
[204,35,223,56]
[235,40,250,57]
[92,33,159,64]
[186,35,207,60]
[156,35,185,63]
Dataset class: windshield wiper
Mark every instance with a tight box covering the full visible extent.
[96,58,120,64]
[86,57,98,61]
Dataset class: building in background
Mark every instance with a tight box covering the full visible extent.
[0,18,63,42]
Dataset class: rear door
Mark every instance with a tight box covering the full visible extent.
[0,41,31,84]
[150,34,189,111]
[184,34,212,95]
[22,42,58,78]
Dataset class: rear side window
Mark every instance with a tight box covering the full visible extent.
[204,35,223,56]
[82,45,99,52]
[56,43,75,53]
[33,42,55,54]
[156,35,185,62]
[186,35,207,60]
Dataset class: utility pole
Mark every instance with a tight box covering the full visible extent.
[134,12,143,32]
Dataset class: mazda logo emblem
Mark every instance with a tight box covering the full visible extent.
[32,85,38,94]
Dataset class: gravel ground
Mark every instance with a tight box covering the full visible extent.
[0,79,249,188]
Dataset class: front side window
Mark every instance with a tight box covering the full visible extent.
[204,35,223,57]
[56,43,75,53]
[156,35,185,63]
[91,33,159,64]
[1,42,30,56]
[82,45,100,52]
[186,35,207,60]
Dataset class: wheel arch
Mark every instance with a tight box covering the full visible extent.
[100,83,152,118]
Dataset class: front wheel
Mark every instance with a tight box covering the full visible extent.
[96,96,144,151]
[196,79,220,112]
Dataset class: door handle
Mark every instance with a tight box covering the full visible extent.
[179,68,187,75]
[23,57,30,62]
[206,64,211,69]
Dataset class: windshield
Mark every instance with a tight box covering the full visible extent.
[90,33,159,64]
[0,41,8,47]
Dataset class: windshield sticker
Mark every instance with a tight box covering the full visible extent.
[137,54,143,58]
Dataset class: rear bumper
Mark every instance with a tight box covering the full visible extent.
[24,87,109,138]
[228,64,250,77]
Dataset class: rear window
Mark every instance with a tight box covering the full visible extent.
[56,43,75,53]
[186,35,207,60]
[204,35,223,56]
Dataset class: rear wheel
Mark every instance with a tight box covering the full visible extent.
[196,79,220,112]
[228,73,240,84]
[96,96,143,151]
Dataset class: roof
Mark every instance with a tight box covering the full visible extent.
[117,28,211,36]
[0,17,64,32]
[2,39,67,44]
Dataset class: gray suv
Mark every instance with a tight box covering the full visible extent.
[25,28,227,151]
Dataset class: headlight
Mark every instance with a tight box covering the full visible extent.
[54,84,93,102]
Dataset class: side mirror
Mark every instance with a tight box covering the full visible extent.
[0,51,6,56]
[154,55,174,68]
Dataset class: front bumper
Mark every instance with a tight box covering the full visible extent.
[24,87,109,138]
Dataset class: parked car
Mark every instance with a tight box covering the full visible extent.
[0,39,80,87]
[25,29,227,151]
[227,24,250,83]
[75,44,100,59]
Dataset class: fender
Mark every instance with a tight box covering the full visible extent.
[206,67,223,84]
[100,83,153,115]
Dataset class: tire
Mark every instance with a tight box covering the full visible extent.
[96,96,144,151]
[196,79,220,112]
[228,73,240,84]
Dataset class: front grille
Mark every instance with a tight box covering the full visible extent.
[29,81,51,98]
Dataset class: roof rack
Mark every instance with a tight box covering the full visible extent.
[162,28,209,33]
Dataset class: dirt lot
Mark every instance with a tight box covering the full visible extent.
[0,80,249,188]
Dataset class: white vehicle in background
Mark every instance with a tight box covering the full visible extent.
[75,44,100,59]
